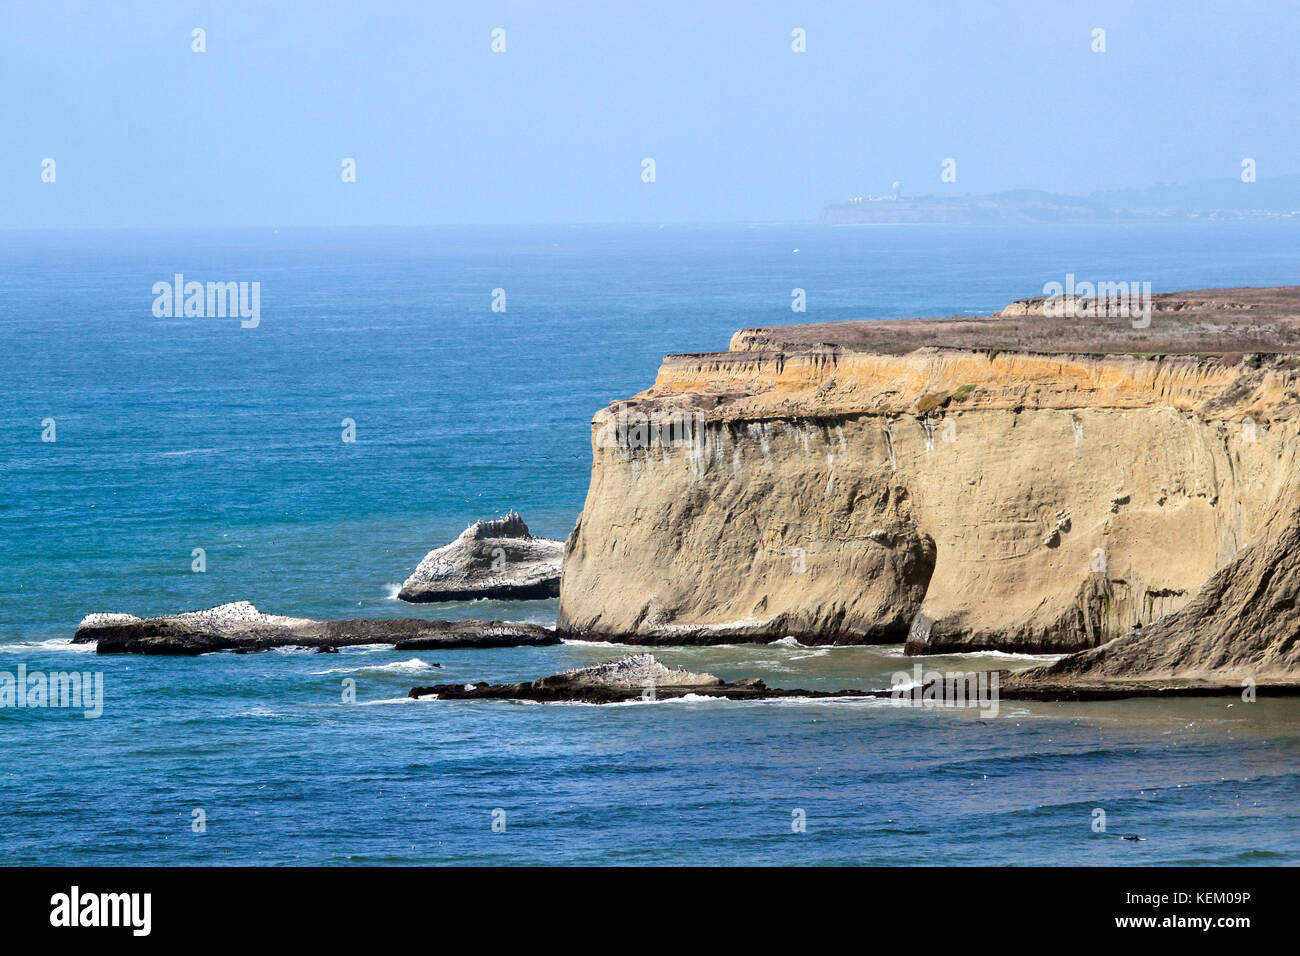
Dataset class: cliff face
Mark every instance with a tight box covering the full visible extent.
[558,292,1300,658]
[1008,449,1300,684]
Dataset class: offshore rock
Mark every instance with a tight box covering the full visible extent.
[73,601,558,655]
[398,512,563,603]
[409,653,873,704]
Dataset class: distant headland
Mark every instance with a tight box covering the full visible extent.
[821,175,1300,224]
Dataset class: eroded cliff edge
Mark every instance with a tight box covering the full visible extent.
[558,286,1300,668]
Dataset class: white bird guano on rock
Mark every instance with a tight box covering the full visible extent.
[398,512,563,603]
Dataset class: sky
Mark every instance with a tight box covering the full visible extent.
[1,0,1296,227]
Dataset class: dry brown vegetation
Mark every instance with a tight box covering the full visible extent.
[726,286,1300,358]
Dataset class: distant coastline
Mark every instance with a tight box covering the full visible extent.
[821,175,1300,225]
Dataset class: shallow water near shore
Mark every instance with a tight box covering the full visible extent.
[3,223,1299,864]
[3,638,1297,865]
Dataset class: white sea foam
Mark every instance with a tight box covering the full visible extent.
[0,638,97,654]
[962,650,1065,662]
[768,636,809,647]
[384,582,403,600]
[547,693,885,708]
[649,693,730,705]
[358,696,423,706]
[651,617,770,634]
[879,644,1062,662]
[420,691,887,708]
[231,706,289,718]
[310,657,439,676]
[739,694,884,707]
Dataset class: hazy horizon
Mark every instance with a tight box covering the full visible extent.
[3,0,1297,228]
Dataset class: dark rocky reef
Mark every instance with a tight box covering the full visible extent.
[410,653,872,703]
[404,651,1300,707]
[74,602,558,655]
[398,512,563,603]
[995,676,1300,702]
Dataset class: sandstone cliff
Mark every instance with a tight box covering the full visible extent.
[558,287,1300,669]
[1007,443,1300,687]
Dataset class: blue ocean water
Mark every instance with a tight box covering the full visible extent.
[2,222,1298,864]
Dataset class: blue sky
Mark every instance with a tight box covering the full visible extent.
[2,0,1295,226]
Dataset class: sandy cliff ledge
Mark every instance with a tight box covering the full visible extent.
[558,287,1300,660]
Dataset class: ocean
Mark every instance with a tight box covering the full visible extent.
[2,222,1298,864]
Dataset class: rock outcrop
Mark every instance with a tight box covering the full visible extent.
[558,287,1300,671]
[398,513,563,603]
[1005,447,1300,692]
[409,653,872,703]
[73,601,558,654]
